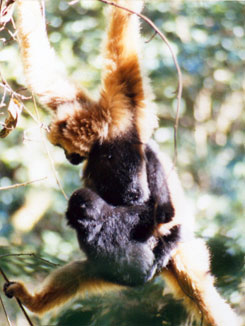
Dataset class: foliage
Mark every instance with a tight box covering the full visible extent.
[0,1,244,325]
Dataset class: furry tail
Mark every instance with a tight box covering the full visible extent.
[162,239,241,326]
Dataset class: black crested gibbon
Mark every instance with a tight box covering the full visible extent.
[3,1,241,325]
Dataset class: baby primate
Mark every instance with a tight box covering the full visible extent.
[67,189,179,286]
[66,143,180,287]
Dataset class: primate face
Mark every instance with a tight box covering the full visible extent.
[84,139,150,206]
[65,151,85,165]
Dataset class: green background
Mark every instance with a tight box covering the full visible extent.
[0,1,244,325]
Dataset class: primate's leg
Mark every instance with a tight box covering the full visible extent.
[162,239,241,326]
[4,260,122,314]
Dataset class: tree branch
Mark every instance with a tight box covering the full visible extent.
[0,177,47,191]
[0,267,34,326]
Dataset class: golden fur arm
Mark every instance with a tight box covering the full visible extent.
[16,0,86,108]
[4,246,240,324]
[16,0,156,153]
[4,260,122,314]
[16,0,106,156]
[101,0,144,106]
[162,239,241,326]
[99,0,157,142]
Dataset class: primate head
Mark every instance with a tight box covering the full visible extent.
[51,101,152,207]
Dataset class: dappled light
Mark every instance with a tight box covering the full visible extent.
[0,1,244,325]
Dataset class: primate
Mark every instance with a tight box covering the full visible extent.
[66,143,179,287]
[3,1,240,325]
[66,188,179,287]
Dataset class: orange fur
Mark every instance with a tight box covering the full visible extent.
[16,0,80,106]
[157,151,240,326]
[162,240,241,326]
[16,0,156,157]
[5,261,122,314]
[13,1,241,325]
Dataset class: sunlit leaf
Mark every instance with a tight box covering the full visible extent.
[0,98,22,138]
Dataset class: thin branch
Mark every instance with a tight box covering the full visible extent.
[0,85,7,108]
[145,30,157,44]
[0,71,41,126]
[98,0,183,163]
[10,12,16,29]
[0,71,30,102]
[32,95,68,200]
[0,70,40,125]
[0,293,12,326]
[0,176,47,191]
[0,253,60,267]
[0,267,34,326]
[22,104,42,124]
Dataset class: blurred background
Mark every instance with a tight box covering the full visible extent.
[0,0,244,325]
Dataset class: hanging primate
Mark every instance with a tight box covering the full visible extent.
[65,142,180,287]
[4,1,241,325]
